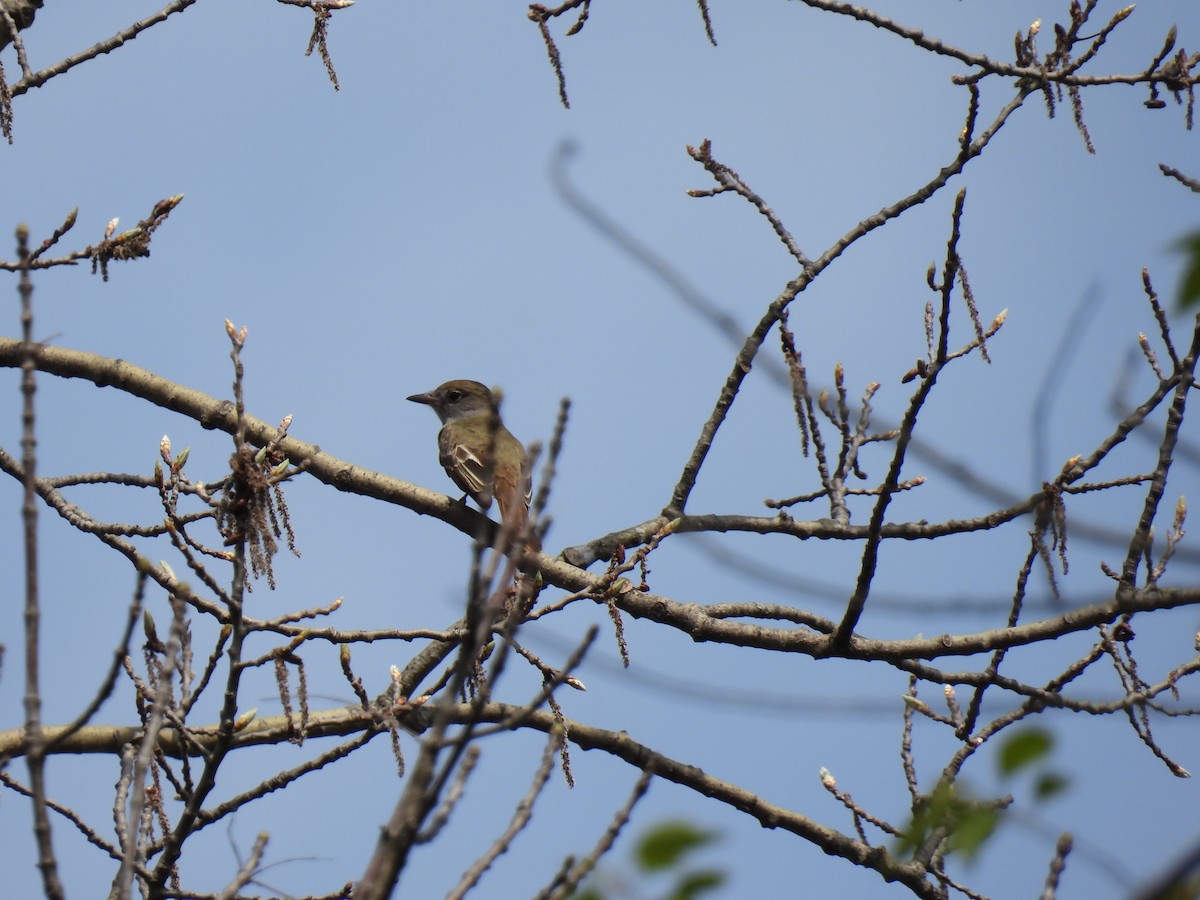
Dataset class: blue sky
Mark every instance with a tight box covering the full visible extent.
[2,2,1199,897]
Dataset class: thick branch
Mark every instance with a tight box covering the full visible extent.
[0,703,942,898]
[3,338,1197,669]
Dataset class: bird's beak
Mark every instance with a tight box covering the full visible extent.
[406,391,436,406]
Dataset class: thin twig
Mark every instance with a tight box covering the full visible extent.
[447,731,561,899]
[537,769,654,900]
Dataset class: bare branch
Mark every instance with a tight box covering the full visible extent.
[12,1,201,98]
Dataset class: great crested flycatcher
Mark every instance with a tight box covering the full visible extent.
[407,380,533,536]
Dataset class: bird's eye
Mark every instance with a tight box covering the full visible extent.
[446,390,462,403]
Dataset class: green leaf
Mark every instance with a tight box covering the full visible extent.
[1176,230,1200,311]
[896,782,1003,861]
[1034,771,1070,801]
[997,728,1053,776]
[635,821,719,872]
[949,807,1000,861]
[669,869,726,900]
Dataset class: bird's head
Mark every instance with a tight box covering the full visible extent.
[406,379,496,424]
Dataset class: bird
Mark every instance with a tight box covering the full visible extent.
[407,380,533,539]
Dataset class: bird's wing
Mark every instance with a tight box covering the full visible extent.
[439,428,492,505]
